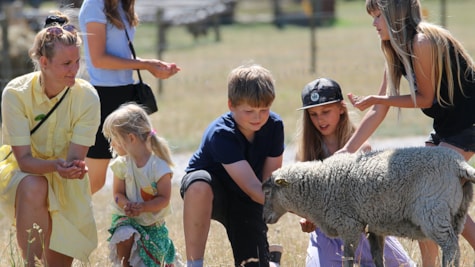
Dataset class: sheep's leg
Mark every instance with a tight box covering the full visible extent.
[421,205,460,267]
[439,235,460,267]
[341,243,355,267]
[341,233,360,267]
[367,233,385,267]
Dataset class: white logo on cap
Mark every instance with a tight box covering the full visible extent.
[310,91,320,102]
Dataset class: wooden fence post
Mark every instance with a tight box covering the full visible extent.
[156,8,165,94]
[440,0,447,27]
[1,7,12,89]
[211,13,220,42]
[309,0,317,73]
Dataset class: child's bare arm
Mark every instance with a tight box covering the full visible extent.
[223,161,265,204]
[261,155,283,182]
[138,173,172,213]
[113,175,140,217]
[113,175,128,208]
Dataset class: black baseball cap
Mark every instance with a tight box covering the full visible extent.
[297,78,343,110]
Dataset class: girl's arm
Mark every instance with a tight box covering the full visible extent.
[411,33,438,108]
[138,173,172,213]
[340,73,390,153]
[113,175,128,208]
[350,35,435,110]
[85,22,180,79]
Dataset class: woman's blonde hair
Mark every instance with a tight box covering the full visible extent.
[295,101,355,162]
[102,103,174,167]
[104,0,139,29]
[29,12,80,71]
[366,0,475,107]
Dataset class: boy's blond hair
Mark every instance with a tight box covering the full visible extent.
[227,64,275,107]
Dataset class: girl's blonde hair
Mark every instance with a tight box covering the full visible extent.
[366,0,475,107]
[29,12,80,71]
[104,0,139,29]
[295,101,355,162]
[102,103,174,167]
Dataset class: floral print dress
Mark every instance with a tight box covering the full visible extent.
[108,154,178,267]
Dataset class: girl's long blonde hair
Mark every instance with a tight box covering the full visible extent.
[295,101,355,162]
[104,0,139,29]
[102,103,174,167]
[366,0,475,107]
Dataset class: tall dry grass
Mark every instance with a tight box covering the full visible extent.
[3,183,475,266]
[2,0,475,266]
[49,186,475,266]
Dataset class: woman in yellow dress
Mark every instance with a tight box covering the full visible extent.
[0,12,100,267]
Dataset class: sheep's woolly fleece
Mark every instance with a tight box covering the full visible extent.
[262,146,475,267]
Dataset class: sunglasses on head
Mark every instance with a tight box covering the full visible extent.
[45,24,77,37]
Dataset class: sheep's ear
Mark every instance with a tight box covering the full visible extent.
[275,177,290,187]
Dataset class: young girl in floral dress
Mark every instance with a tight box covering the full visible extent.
[103,103,181,266]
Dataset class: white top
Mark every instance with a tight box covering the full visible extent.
[110,154,172,226]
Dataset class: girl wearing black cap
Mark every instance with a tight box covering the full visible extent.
[295,78,415,267]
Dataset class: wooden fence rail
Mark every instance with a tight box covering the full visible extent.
[135,0,236,93]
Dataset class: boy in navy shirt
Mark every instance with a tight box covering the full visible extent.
[180,64,285,267]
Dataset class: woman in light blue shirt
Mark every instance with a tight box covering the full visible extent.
[79,0,181,194]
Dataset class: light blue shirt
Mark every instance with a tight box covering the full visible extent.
[78,0,136,86]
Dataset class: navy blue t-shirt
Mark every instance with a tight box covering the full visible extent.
[185,111,285,194]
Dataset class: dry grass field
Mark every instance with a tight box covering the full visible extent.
[2,0,475,266]
[88,185,475,267]
[143,0,475,153]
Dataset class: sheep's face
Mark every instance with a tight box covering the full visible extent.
[262,175,289,224]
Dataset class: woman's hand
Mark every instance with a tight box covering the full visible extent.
[146,59,181,79]
[57,159,88,179]
[299,218,317,233]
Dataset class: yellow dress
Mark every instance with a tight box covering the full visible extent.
[0,72,100,262]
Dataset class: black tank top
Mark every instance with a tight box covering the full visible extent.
[411,45,475,138]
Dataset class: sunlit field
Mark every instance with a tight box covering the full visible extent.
[2,0,475,266]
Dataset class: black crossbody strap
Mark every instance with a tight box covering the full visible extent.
[2,87,70,160]
[124,29,144,84]
[30,87,70,134]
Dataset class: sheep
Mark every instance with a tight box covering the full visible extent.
[262,146,475,267]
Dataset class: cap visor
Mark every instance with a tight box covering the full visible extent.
[297,100,342,110]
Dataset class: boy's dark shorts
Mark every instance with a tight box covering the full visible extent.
[87,84,136,159]
[425,125,475,153]
[180,170,272,266]
[181,170,237,224]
